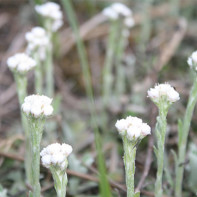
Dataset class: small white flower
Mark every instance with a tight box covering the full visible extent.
[40,143,73,170]
[35,2,63,32]
[111,3,132,17]
[25,27,49,60]
[115,116,151,141]
[148,83,180,104]
[187,51,197,70]
[22,95,53,118]
[124,17,135,28]
[102,3,135,28]
[102,7,118,20]
[7,53,36,73]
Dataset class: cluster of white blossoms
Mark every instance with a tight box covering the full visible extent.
[7,53,36,73]
[187,51,197,71]
[25,27,49,60]
[22,95,53,118]
[115,116,151,140]
[147,83,180,104]
[102,3,134,28]
[40,143,73,170]
[35,2,63,32]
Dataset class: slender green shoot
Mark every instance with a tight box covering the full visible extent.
[61,0,112,196]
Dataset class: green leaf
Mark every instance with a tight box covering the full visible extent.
[134,191,140,197]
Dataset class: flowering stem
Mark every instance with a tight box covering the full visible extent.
[14,74,32,184]
[122,136,136,197]
[50,167,68,197]
[154,102,169,197]
[61,0,112,196]
[28,118,45,197]
[102,20,119,106]
[45,21,54,97]
[175,77,197,197]
[115,25,128,97]
[34,52,43,94]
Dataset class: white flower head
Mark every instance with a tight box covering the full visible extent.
[40,143,72,170]
[148,83,180,104]
[22,94,53,118]
[102,3,134,28]
[102,7,118,20]
[115,116,151,141]
[35,2,63,32]
[25,27,50,60]
[187,51,197,71]
[111,3,132,17]
[7,53,36,74]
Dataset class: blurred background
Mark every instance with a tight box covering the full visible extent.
[0,0,197,196]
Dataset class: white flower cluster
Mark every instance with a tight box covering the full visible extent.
[25,27,49,60]
[102,3,134,28]
[187,51,197,71]
[40,143,73,170]
[147,83,180,104]
[22,95,53,118]
[115,116,151,140]
[35,2,63,32]
[7,53,36,73]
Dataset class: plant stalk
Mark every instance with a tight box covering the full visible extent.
[14,74,32,185]
[34,52,43,94]
[102,20,119,106]
[154,103,168,197]
[175,77,197,197]
[50,167,68,197]
[29,118,45,197]
[61,0,112,196]
[123,136,136,197]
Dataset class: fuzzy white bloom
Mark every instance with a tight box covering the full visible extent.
[102,3,135,27]
[7,53,36,73]
[147,83,180,103]
[124,17,135,28]
[102,7,118,20]
[35,2,63,32]
[115,116,151,140]
[22,94,53,118]
[111,3,132,17]
[187,51,197,70]
[25,27,49,60]
[40,143,72,170]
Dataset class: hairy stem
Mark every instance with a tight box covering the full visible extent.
[102,20,119,105]
[14,74,32,184]
[29,118,45,197]
[175,77,197,197]
[50,167,68,197]
[45,20,54,97]
[123,136,136,197]
[155,103,168,197]
[34,52,43,94]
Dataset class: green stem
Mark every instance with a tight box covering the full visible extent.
[45,20,54,97]
[123,136,136,197]
[14,74,32,184]
[175,77,197,197]
[61,1,112,196]
[29,118,45,197]
[115,26,128,97]
[155,103,168,197]
[102,20,119,106]
[34,52,43,94]
[50,167,68,197]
